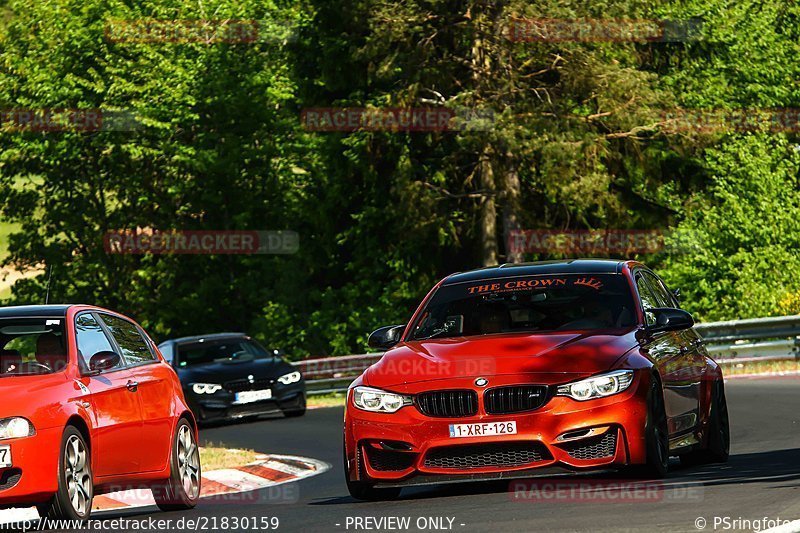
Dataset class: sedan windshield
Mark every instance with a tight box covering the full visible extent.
[0,317,68,376]
[176,338,275,367]
[410,274,637,341]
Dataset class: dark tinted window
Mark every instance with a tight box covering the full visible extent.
[410,274,637,340]
[75,313,121,370]
[635,274,658,327]
[0,317,68,375]
[644,272,678,308]
[176,338,272,367]
[101,315,156,365]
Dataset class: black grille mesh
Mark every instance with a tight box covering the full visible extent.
[484,385,549,414]
[416,390,478,418]
[562,431,618,460]
[225,377,273,393]
[364,447,417,471]
[0,468,21,491]
[424,442,550,469]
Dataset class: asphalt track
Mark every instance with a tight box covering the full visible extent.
[97,377,800,533]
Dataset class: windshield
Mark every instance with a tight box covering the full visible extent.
[409,274,637,341]
[0,317,68,376]
[176,338,275,367]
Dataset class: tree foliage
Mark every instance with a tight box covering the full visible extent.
[0,0,799,356]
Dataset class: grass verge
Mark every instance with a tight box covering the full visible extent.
[307,392,347,408]
[721,358,800,376]
[199,444,259,471]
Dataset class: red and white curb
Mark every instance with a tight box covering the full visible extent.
[93,453,329,511]
[0,453,329,523]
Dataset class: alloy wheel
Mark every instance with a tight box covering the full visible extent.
[177,425,201,499]
[64,435,91,515]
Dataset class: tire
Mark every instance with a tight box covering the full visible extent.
[38,426,93,521]
[343,439,401,501]
[282,394,307,418]
[631,377,670,478]
[680,379,730,466]
[152,418,201,512]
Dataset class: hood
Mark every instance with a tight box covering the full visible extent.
[0,373,71,426]
[364,330,639,388]
[176,357,293,385]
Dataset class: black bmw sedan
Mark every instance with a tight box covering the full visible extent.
[158,333,306,423]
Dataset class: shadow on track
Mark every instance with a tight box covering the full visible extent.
[313,448,800,505]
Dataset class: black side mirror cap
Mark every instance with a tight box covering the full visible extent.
[89,350,121,373]
[647,307,694,333]
[367,324,405,350]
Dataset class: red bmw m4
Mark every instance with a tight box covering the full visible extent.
[344,260,729,500]
[0,305,200,521]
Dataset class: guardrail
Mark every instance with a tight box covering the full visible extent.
[295,315,800,395]
[694,315,800,364]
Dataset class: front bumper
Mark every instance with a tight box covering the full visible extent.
[344,373,650,486]
[187,384,306,422]
[0,426,61,506]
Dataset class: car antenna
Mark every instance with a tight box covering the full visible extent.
[45,265,54,305]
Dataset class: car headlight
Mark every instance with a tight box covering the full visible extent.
[0,417,34,440]
[277,371,302,385]
[192,383,223,394]
[556,370,635,401]
[352,386,412,413]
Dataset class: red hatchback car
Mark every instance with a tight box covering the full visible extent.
[0,305,200,521]
[344,260,730,500]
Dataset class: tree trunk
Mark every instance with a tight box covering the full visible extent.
[502,154,523,263]
[472,6,498,267]
[479,153,497,266]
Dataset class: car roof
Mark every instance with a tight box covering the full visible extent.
[442,259,628,285]
[0,304,73,319]
[159,332,248,347]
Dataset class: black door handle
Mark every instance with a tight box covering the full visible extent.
[126,380,138,392]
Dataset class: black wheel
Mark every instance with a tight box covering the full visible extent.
[680,379,730,466]
[282,394,307,418]
[631,377,669,478]
[152,418,201,511]
[343,439,401,501]
[38,426,93,521]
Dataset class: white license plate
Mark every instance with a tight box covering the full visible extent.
[0,445,10,468]
[235,389,272,404]
[449,421,517,438]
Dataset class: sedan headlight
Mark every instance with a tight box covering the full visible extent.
[352,386,412,413]
[0,417,34,440]
[556,370,635,401]
[192,383,223,395]
[277,371,302,385]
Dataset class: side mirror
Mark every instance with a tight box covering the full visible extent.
[89,350,121,373]
[367,325,405,350]
[648,308,694,333]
